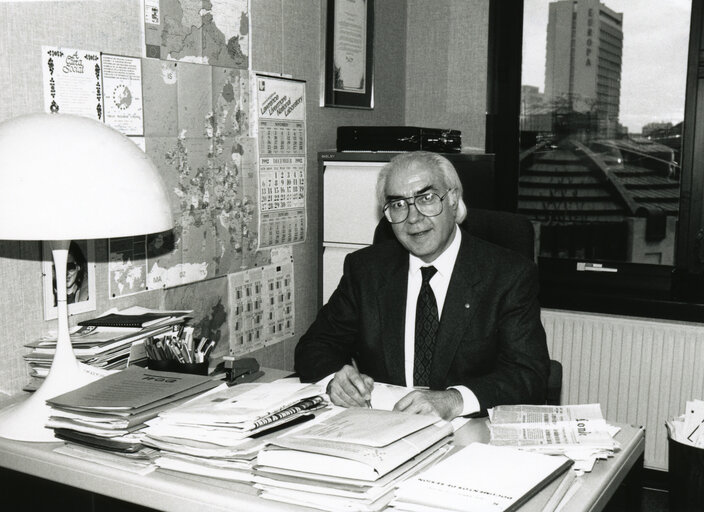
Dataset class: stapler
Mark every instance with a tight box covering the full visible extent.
[223,356,264,385]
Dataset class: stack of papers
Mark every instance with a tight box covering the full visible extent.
[667,399,704,447]
[141,380,327,481]
[24,307,192,380]
[391,442,572,512]
[254,407,454,512]
[45,366,219,452]
[487,404,620,472]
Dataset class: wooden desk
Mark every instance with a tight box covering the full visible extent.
[0,372,645,512]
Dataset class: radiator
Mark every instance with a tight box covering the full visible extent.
[541,308,704,471]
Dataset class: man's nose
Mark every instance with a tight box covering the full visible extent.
[406,201,424,223]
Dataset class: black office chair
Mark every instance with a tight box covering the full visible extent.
[373,207,562,405]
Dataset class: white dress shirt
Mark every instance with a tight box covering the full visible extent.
[404,226,480,416]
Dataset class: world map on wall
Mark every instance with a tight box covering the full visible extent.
[145,0,249,68]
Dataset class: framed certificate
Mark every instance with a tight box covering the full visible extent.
[323,0,374,108]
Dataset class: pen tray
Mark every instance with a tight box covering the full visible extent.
[147,358,209,376]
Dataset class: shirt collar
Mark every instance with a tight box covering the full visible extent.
[409,226,462,279]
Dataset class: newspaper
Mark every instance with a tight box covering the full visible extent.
[487,404,620,471]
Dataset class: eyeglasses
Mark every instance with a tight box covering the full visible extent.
[66,262,78,271]
[383,189,453,224]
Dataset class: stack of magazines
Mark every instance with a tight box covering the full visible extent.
[23,307,191,387]
[141,379,327,481]
[487,404,620,472]
[254,408,454,512]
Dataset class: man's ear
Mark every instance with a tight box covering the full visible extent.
[449,188,460,209]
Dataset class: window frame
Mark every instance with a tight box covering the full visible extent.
[487,0,704,322]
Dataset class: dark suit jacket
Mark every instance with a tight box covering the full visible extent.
[295,227,550,414]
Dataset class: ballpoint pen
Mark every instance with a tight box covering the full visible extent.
[351,359,373,409]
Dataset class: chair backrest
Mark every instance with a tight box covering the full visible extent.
[546,359,563,406]
[373,207,535,260]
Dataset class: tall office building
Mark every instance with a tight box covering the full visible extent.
[544,0,623,135]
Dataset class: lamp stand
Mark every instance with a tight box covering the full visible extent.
[0,240,95,441]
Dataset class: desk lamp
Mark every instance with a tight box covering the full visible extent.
[0,113,173,441]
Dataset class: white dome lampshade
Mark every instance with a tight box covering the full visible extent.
[0,113,174,441]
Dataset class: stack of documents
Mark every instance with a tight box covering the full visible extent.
[141,379,327,481]
[667,398,704,447]
[487,404,620,472]
[254,407,454,512]
[45,366,219,452]
[391,442,572,512]
[24,307,192,380]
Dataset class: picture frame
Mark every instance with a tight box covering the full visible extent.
[42,239,97,320]
[323,0,374,109]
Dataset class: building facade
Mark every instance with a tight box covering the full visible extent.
[544,0,623,137]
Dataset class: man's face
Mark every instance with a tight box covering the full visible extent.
[384,163,458,263]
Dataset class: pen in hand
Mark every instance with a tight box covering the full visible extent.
[351,358,373,409]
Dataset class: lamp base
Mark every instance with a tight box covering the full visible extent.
[0,392,58,442]
[0,362,96,442]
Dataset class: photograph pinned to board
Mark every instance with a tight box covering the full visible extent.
[42,239,96,320]
[323,0,374,108]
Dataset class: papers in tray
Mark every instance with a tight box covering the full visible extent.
[391,442,573,512]
[667,399,704,447]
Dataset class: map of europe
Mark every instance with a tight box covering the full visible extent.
[145,0,249,69]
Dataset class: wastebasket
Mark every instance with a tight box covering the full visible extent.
[668,435,704,511]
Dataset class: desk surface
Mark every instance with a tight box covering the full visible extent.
[0,369,645,512]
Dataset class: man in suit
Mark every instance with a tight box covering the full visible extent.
[295,151,549,420]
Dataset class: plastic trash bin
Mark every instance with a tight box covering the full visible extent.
[668,435,704,511]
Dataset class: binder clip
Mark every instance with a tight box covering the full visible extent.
[223,356,264,386]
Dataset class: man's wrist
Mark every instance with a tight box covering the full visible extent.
[449,385,480,416]
[446,388,464,418]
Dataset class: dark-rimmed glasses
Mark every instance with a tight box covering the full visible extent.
[383,189,453,224]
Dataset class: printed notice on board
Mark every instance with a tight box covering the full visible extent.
[254,74,307,248]
[101,54,144,136]
[42,45,103,120]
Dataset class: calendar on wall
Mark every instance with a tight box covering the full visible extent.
[253,74,307,248]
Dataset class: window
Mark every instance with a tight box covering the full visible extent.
[489,0,704,320]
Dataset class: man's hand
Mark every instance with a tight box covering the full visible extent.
[393,389,463,421]
[327,364,374,408]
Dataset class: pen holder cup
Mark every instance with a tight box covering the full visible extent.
[668,435,704,511]
[147,358,209,376]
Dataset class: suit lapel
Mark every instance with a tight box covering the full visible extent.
[430,234,482,389]
[378,250,409,386]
